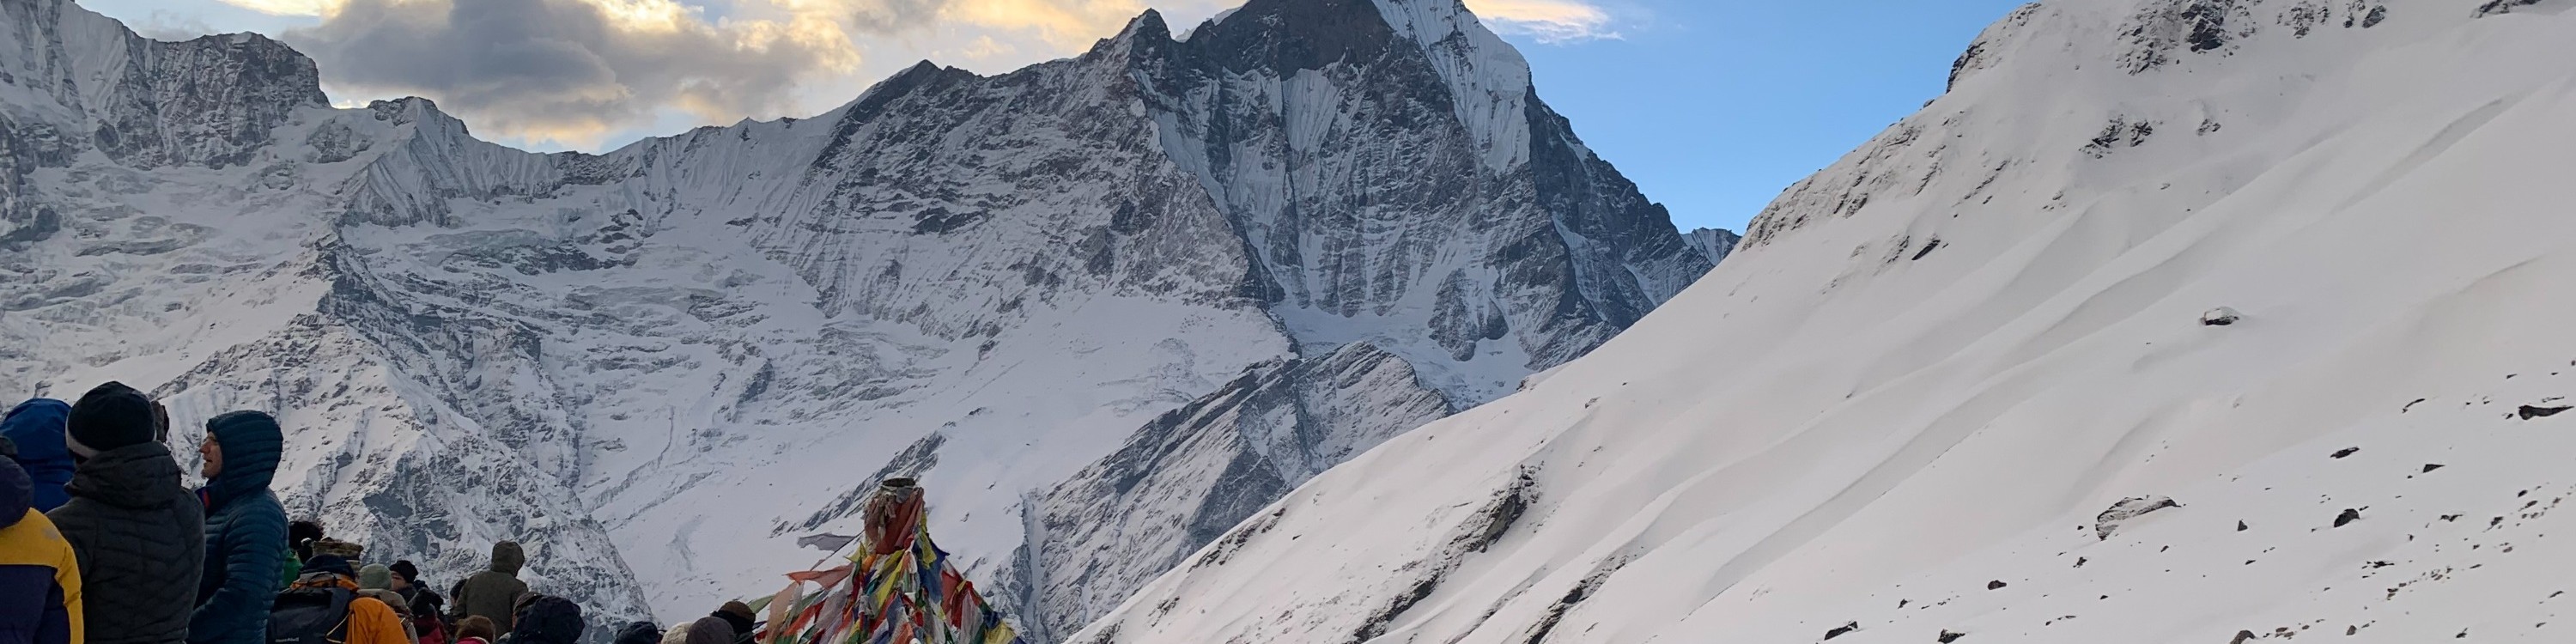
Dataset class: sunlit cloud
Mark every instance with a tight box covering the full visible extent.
[1464,0,1617,43]
[215,0,343,16]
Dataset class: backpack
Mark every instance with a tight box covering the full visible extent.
[269,586,355,644]
[416,612,450,644]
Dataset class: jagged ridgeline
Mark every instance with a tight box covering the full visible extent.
[0,0,1711,636]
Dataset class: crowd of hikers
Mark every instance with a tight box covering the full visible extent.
[0,382,769,644]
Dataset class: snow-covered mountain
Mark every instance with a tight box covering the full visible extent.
[1682,227,1740,266]
[0,0,1707,632]
[1077,1,2576,642]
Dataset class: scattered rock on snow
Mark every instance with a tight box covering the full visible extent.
[1938,630,1966,643]
[2424,464,2446,473]
[2095,495,2182,539]
[2335,508,2363,527]
[1825,621,1861,640]
[2517,404,2570,420]
[1988,580,2008,590]
[2331,447,2360,459]
[2202,307,2244,326]
[2238,520,2249,532]
[2231,629,2257,644]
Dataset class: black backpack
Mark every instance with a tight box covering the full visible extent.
[269,586,355,644]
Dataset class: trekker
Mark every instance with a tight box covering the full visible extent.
[499,596,580,644]
[389,561,448,644]
[452,617,495,644]
[310,538,365,562]
[679,617,731,644]
[358,564,422,644]
[610,622,660,644]
[189,410,289,644]
[448,542,528,635]
[710,603,756,644]
[270,555,405,644]
[47,382,204,644]
[0,453,82,644]
[1,398,72,512]
[283,520,324,586]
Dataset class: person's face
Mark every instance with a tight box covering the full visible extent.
[392,574,412,591]
[199,434,223,478]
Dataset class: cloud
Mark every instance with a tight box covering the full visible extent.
[216,0,343,15]
[129,9,222,40]
[1463,0,1617,43]
[283,0,860,146]
[788,0,1188,49]
[205,0,1589,149]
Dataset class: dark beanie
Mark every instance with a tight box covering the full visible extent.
[305,554,355,578]
[389,559,420,584]
[67,382,156,458]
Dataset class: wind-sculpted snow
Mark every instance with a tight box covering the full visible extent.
[1083,2,2576,643]
[0,0,1704,635]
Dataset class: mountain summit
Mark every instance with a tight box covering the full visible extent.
[0,0,1706,632]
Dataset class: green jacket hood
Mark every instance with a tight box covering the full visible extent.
[490,540,525,574]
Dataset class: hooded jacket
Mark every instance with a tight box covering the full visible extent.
[0,455,82,644]
[449,543,528,635]
[0,400,73,513]
[498,596,579,644]
[188,411,288,644]
[708,605,754,644]
[287,572,410,644]
[680,618,732,644]
[46,441,204,644]
[610,622,660,644]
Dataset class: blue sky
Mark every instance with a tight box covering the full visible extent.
[1522,1,2030,232]
[85,0,2030,233]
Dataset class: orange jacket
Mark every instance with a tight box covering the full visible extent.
[289,575,407,644]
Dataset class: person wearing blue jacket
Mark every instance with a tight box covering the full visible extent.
[0,398,74,512]
[188,410,287,644]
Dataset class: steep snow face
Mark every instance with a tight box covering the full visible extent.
[1684,228,1740,266]
[1136,0,1708,402]
[0,0,1702,633]
[1078,2,2576,643]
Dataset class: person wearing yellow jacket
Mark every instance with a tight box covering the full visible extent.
[278,555,406,644]
[0,444,82,644]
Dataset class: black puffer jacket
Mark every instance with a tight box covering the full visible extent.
[501,596,583,644]
[47,441,205,644]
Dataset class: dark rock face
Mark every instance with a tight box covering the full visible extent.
[2476,0,2546,17]
[2119,0,2258,73]
[84,33,326,168]
[1686,228,1741,267]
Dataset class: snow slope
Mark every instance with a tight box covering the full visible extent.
[1076,1,2576,642]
